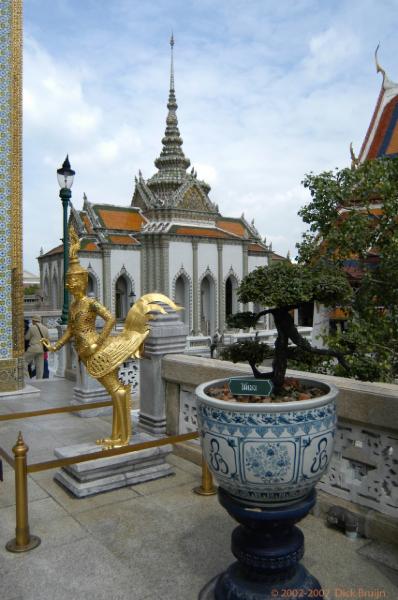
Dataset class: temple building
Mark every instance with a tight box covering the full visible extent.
[39,37,282,335]
[313,50,398,340]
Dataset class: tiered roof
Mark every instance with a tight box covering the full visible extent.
[40,37,272,260]
[131,36,215,213]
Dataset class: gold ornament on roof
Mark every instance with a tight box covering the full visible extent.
[41,226,181,448]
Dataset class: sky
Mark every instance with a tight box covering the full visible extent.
[23,0,398,273]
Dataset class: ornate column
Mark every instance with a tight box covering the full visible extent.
[242,242,249,311]
[140,236,147,295]
[192,239,199,334]
[0,1,24,391]
[139,306,188,434]
[102,246,112,310]
[154,237,162,291]
[160,238,170,296]
[217,241,224,333]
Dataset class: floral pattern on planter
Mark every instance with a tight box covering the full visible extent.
[196,378,338,507]
[244,441,294,484]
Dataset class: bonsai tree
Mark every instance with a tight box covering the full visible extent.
[222,260,352,394]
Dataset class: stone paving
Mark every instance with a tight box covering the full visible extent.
[0,379,397,600]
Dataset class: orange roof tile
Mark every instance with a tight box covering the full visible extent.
[216,219,245,237]
[364,95,398,160]
[109,235,138,245]
[40,244,63,258]
[97,208,145,231]
[174,227,230,238]
[248,243,266,252]
[82,214,93,234]
[81,241,98,252]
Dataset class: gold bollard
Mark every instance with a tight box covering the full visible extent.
[193,455,216,496]
[6,432,41,552]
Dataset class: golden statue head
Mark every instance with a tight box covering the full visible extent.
[66,226,88,294]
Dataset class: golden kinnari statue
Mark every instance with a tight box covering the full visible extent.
[42,226,180,449]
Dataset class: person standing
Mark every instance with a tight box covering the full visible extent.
[24,316,49,379]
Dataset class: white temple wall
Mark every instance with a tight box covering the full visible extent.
[222,245,242,280]
[168,241,193,286]
[248,254,267,272]
[197,242,218,278]
[110,249,140,315]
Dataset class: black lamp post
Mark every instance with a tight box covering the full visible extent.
[129,290,136,307]
[57,155,75,325]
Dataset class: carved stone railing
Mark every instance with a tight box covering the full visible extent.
[184,327,313,358]
[162,354,398,521]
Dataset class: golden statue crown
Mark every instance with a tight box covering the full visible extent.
[67,226,88,276]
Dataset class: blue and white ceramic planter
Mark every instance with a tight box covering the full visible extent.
[195,376,338,508]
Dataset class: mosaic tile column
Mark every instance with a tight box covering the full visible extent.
[0,0,24,391]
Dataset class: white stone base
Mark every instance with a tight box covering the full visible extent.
[54,432,174,497]
[0,384,40,400]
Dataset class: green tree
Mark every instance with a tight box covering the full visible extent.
[222,261,352,393]
[296,156,398,382]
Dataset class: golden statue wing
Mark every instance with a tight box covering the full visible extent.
[86,331,149,379]
[86,293,182,379]
[124,293,182,334]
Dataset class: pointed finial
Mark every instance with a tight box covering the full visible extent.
[40,246,43,255]
[287,250,291,261]
[350,143,359,170]
[139,169,142,179]
[170,33,175,92]
[375,43,386,82]
[13,431,28,456]
[83,192,87,202]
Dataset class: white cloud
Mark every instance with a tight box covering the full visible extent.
[195,163,217,184]
[22,1,398,272]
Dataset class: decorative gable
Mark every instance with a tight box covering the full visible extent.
[174,182,215,212]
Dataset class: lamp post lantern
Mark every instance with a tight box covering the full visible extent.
[57,155,75,325]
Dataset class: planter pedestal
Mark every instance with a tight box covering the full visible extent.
[199,488,321,600]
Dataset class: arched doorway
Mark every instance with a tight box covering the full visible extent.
[115,275,129,319]
[175,275,190,328]
[87,272,97,298]
[225,275,238,320]
[43,274,49,306]
[200,275,216,335]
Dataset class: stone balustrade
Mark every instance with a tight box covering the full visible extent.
[161,353,398,531]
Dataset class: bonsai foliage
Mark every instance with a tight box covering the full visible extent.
[296,156,398,382]
[222,261,352,392]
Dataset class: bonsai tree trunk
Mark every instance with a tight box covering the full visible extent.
[272,309,291,392]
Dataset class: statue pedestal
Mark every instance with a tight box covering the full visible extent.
[53,432,174,498]
[199,489,321,600]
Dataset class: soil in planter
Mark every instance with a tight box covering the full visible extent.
[207,378,325,403]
